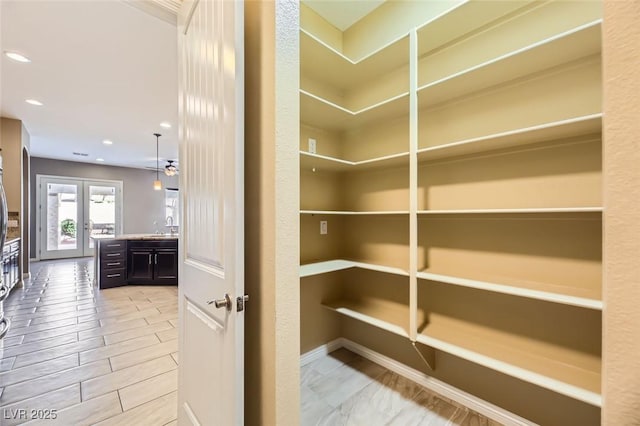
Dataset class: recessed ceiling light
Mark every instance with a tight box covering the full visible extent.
[160,122,171,129]
[25,99,43,106]
[103,139,113,145]
[96,158,105,162]
[4,51,31,63]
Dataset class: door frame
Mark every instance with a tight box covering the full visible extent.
[35,174,124,260]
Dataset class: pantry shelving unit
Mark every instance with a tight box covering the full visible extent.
[299,0,603,423]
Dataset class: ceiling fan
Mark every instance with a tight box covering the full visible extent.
[164,160,178,176]
[144,160,179,176]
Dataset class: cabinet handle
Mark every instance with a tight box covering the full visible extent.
[149,254,152,265]
[155,254,158,264]
[107,262,120,266]
[106,253,120,257]
[106,244,121,248]
[106,273,121,278]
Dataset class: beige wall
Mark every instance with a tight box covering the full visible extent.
[0,118,25,210]
[244,1,300,425]
[602,1,640,424]
[0,117,31,277]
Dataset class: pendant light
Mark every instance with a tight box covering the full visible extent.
[153,133,162,191]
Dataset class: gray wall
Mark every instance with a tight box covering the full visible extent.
[30,157,178,258]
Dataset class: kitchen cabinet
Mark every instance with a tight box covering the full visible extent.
[95,237,178,288]
[3,238,20,291]
[127,240,178,285]
[95,239,127,289]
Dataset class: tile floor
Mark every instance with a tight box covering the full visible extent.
[2,258,499,426]
[0,258,178,425]
[301,348,502,426]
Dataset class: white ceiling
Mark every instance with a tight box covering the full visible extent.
[0,0,178,170]
[303,0,385,31]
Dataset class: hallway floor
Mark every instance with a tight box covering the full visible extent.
[0,258,178,425]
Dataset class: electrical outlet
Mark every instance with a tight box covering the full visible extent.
[308,138,317,154]
[320,220,327,235]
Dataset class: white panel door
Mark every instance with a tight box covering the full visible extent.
[177,0,245,425]
[38,176,123,260]
[39,177,84,259]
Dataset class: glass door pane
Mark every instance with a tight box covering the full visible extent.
[84,182,122,256]
[40,178,84,259]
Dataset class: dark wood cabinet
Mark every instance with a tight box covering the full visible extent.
[3,239,21,291]
[127,240,178,285]
[96,238,177,288]
[154,249,178,283]
[96,239,127,289]
[128,248,154,281]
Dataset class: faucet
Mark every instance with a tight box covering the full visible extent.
[166,216,177,235]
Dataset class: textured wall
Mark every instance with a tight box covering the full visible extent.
[602,1,640,423]
[30,156,178,258]
[244,0,300,424]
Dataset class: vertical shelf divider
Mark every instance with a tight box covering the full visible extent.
[409,29,419,342]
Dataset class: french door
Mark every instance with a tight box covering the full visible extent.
[38,176,123,259]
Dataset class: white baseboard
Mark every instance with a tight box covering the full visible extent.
[300,338,343,366]
[306,338,536,426]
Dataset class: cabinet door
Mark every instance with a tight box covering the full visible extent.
[154,249,178,284]
[2,258,9,287]
[127,249,154,281]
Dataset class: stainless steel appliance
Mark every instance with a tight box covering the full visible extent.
[0,154,9,340]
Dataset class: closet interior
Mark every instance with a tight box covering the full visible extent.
[299,1,603,424]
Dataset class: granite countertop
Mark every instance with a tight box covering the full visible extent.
[113,234,178,241]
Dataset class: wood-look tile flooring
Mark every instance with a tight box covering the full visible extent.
[0,258,178,425]
[301,349,502,426]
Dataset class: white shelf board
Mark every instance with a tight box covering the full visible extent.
[300,90,410,132]
[301,210,409,215]
[416,1,531,57]
[416,331,601,407]
[300,151,409,172]
[418,207,603,215]
[417,271,602,310]
[300,259,409,278]
[300,29,409,91]
[418,21,602,108]
[418,114,602,161]
[322,298,410,338]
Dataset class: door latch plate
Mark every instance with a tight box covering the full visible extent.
[236,294,249,312]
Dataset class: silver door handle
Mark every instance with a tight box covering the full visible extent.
[207,294,231,311]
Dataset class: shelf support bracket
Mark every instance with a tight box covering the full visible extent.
[412,341,435,371]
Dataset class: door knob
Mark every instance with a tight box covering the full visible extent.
[207,293,232,311]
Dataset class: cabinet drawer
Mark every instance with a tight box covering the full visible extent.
[9,242,19,253]
[101,250,125,261]
[102,240,125,251]
[101,268,127,289]
[101,259,125,269]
